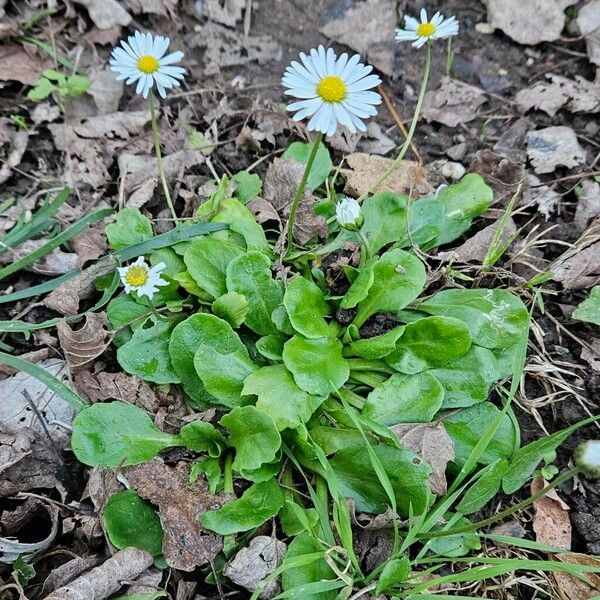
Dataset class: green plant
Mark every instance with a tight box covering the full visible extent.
[27,69,90,109]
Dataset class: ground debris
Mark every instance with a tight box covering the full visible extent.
[422,77,486,127]
[57,313,111,371]
[72,0,132,29]
[0,238,77,275]
[577,0,600,66]
[125,460,230,571]
[0,127,28,186]
[575,180,600,233]
[199,0,246,26]
[526,126,586,174]
[0,44,46,85]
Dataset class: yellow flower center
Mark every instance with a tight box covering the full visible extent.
[137,55,159,74]
[417,22,436,37]
[125,266,148,287]
[317,76,346,103]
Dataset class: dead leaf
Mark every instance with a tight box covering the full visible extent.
[358,122,395,156]
[0,44,45,85]
[72,0,132,29]
[224,536,286,598]
[554,553,600,600]
[469,149,525,205]
[493,117,531,163]
[31,102,61,125]
[484,0,572,45]
[390,422,455,495]
[44,547,153,600]
[247,197,282,227]
[526,126,587,175]
[521,174,561,220]
[57,314,111,371]
[516,75,600,117]
[87,69,124,115]
[43,556,103,596]
[262,157,328,245]
[0,428,60,497]
[0,129,28,185]
[577,0,600,66]
[319,0,396,76]
[532,475,571,549]
[124,0,177,15]
[340,153,429,197]
[0,238,77,275]
[125,461,229,571]
[71,226,108,269]
[43,257,117,316]
[0,358,74,449]
[581,340,600,372]
[200,0,245,26]
[574,180,600,233]
[422,77,486,127]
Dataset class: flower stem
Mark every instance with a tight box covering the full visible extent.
[356,43,432,203]
[223,450,234,494]
[446,37,454,77]
[357,228,372,265]
[285,131,323,254]
[149,93,179,224]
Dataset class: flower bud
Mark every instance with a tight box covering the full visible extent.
[575,440,600,477]
[335,197,363,231]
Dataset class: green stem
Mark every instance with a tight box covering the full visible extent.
[223,451,234,494]
[446,37,454,78]
[357,228,372,266]
[420,467,580,540]
[356,43,432,203]
[285,131,323,254]
[149,93,179,224]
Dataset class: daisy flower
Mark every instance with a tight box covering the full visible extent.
[396,8,459,48]
[109,30,186,99]
[282,45,382,137]
[118,257,168,299]
[336,197,363,231]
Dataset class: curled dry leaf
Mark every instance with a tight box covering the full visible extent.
[526,126,586,175]
[57,313,111,371]
[422,77,486,128]
[43,556,104,596]
[484,0,572,45]
[390,422,455,495]
[44,547,153,600]
[263,157,328,244]
[72,226,108,269]
[71,0,132,29]
[125,460,230,571]
[516,75,600,117]
[341,153,429,197]
[224,536,287,598]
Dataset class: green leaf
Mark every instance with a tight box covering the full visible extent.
[444,403,517,469]
[66,74,90,96]
[330,443,432,515]
[376,556,411,594]
[27,76,54,100]
[242,364,324,431]
[283,276,330,339]
[385,316,472,374]
[281,533,336,600]
[362,372,444,426]
[212,291,248,328]
[233,171,262,203]
[220,406,281,471]
[256,333,287,361]
[192,314,257,407]
[344,326,405,359]
[309,426,367,455]
[429,346,499,409]
[105,208,153,251]
[456,458,509,515]
[13,556,35,586]
[184,237,244,300]
[71,401,178,467]
[280,500,320,537]
[419,288,529,349]
[360,192,411,255]
[283,335,349,396]
[428,517,481,557]
[201,478,284,535]
[169,314,218,407]
[573,286,600,326]
[179,421,226,456]
[502,420,591,494]
[117,319,180,384]
[433,173,494,246]
[346,249,426,327]
[282,141,332,190]
[103,490,163,556]
[190,457,222,493]
[226,251,283,335]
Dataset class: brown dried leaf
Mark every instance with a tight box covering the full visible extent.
[526,126,586,175]
[57,314,111,371]
[581,339,600,372]
[422,77,486,127]
[319,0,396,76]
[263,157,328,244]
[247,198,282,227]
[71,226,108,269]
[125,461,229,571]
[554,553,600,600]
[574,180,600,234]
[340,153,429,197]
[72,0,132,29]
[0,129,28,185]
[0,45,45,85]
[390,422,455,495]
[87,69,124,115]
[43,556,103,596]
[532,475,571,549]
[44,547,153,600]
[469,149,525,205]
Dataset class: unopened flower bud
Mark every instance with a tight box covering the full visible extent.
[335,197,363,231]
[575,440,600,477]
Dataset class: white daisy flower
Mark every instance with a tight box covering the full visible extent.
[396,8,459,48]
[118,257,168,299]
[336,197,363,231]
[109,30,185,99]
[576,440,600,477]
[282,45,382,137]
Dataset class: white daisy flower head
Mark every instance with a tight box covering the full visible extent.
[336,197,363,231]
[110,30,185,99]
[396,8,459,48]
[118,256,168,299]
[575,440,600,477]
[282,45,382,137]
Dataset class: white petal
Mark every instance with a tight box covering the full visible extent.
[160,51,184,65]
[158,65,186,79]
[348,90,382,105]
[432,12,444,26]
[334,52,349,76]
[420,8,428,22]
[346,63,373,85]
[333,103,356,133]
[339,53,361,80]
[396,29,419,41]
[404,15,419,30]
[326,47,336,74]
[346,74,381,92]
